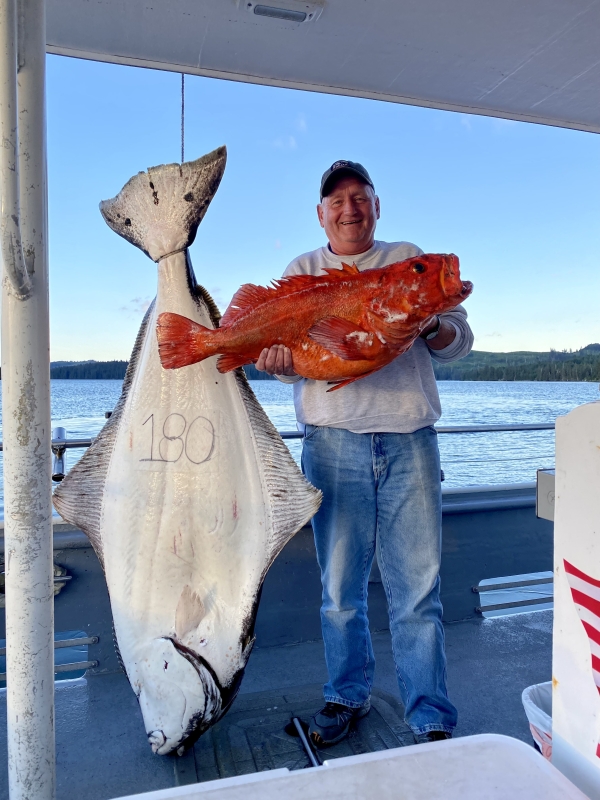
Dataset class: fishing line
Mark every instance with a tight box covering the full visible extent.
[181,73,185,163]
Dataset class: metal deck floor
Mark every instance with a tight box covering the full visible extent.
[0,611,552,800]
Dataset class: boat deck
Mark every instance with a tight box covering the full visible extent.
[0,610,551,800]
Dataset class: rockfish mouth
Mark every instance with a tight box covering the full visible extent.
[156,252,474,391]
[459,280,473,298]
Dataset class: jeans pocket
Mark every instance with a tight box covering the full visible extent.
[303,424,321,441]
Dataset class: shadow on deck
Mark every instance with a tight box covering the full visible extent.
[0,611,551,800]
[0,484,553,799]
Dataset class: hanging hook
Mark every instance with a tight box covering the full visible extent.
[181,73,185,164]
[0,0,33,300]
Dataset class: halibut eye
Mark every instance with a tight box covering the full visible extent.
[413,263,426,273]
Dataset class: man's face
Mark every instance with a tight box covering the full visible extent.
[317,176,380,256]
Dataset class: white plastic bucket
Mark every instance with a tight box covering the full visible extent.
[522,681,552,760]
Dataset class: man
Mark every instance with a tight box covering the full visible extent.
[256,160,473,746]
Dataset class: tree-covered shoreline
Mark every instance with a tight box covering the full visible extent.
[1,344,596,381]
[433,343,600,382]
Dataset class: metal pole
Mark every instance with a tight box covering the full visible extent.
[0,0,55,797]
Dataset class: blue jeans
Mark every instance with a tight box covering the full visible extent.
[302,424,457,735]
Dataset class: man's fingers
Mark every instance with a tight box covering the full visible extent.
[255,348,269,371]
[255,345,297,377]
[264,345,282,375]
[283,347,295,376]
[274,344,286,375]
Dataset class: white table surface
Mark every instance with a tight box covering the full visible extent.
[113,734,589,800]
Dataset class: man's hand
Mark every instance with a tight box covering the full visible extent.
[256,344,298,377]
[420,315,456,351]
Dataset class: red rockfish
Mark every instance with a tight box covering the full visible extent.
[157,253,473,391]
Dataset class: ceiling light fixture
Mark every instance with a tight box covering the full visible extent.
[240,0,324,23]
[253,5,307,22]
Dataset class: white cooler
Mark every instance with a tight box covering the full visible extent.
[112,733,588,800]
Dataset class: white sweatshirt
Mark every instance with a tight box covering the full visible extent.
[276,240,474,434]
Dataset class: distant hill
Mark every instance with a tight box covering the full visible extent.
[433,344,600,381]
[243,363,275,380]
[46,361,272,380]
[2,344,597,382]
[50,361,128,379]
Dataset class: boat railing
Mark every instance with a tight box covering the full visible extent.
[0,421,557,451]
[0,421,558,482]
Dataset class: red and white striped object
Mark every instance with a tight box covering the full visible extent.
[564,558,600,757]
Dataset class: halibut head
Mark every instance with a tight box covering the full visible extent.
[53,146,321,755]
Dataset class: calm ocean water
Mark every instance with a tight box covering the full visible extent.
[0,379,598,517]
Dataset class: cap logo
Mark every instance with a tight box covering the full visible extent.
[330,160,350,170]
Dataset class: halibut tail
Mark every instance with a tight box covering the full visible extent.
[99,146,227,262]
[157,312,214,370]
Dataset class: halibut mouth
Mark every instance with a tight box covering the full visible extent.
[53,146,321,754]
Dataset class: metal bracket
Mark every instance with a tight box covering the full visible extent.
[51,427,67,482]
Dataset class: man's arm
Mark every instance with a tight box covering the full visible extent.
[423,304,474,363]
[419,316,457,351]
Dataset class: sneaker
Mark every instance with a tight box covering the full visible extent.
[309,700,371,746]
[414,730,452,744]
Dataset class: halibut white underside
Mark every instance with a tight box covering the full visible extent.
[53,147,321,754]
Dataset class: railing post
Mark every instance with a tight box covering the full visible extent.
[0,0,55,798]
[51,428,66,482]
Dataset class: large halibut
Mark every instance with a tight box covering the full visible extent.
[53,146,321,755]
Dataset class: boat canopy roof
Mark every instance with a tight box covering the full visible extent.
[48,0,600,133]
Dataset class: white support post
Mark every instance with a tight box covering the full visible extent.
[0,0,55,798]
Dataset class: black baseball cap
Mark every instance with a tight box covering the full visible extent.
[319,160,375,201]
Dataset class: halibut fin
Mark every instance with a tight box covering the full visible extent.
[52,300,155,565]
[231,368,321,571]
[309,317,383,361]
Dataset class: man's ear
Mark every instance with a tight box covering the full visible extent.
[375,195,381,220]
[317,203,325,228]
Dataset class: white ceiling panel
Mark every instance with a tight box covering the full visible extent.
[46,0,600,132]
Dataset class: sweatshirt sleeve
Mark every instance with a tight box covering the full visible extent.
[275,373,304,384]
[428,304,474,364]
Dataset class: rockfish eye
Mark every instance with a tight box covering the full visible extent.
[413,263,426,273]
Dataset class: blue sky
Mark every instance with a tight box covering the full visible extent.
[47,55,600,361]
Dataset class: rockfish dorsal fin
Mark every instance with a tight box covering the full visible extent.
[220,283,275,326]
[99,147,227,262]
[220,263,360,328]
[322,262,360,277]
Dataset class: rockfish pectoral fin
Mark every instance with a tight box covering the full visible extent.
[365,310,419,348]
[156,312,212,370]
[308,317,383,361]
